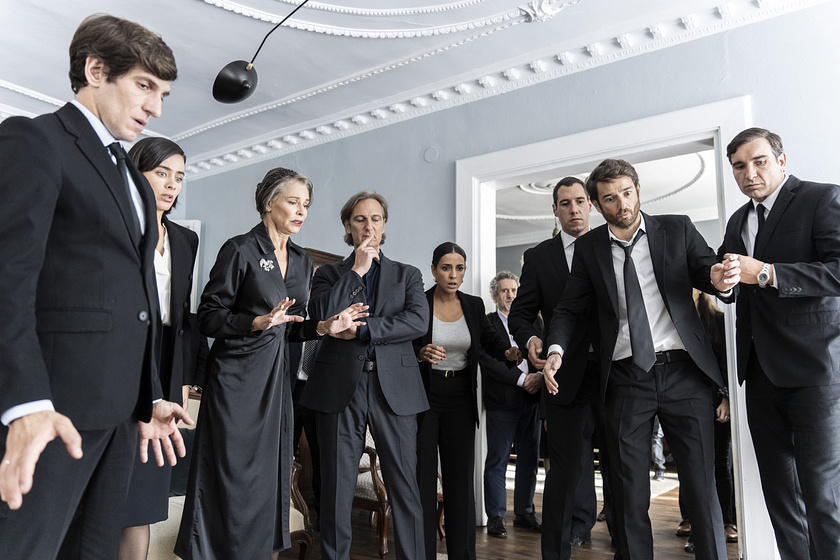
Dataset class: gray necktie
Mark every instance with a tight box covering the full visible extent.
[615,230,656,371]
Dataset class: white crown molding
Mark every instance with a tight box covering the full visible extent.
[182,0,822,180]
[203,0,533,38]
[217,0,488,17]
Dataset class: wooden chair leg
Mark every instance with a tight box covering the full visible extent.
[377,504,391,557]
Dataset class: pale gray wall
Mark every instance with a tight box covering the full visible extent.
[184,2,840,292]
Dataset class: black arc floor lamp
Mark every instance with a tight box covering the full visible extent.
[212,0,311,103]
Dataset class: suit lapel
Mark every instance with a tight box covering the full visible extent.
[754,180,796,259]
[374,254,393,316]
[57,105,144,253]
[594,227,619,315]
[251,222,288,296]
[548,234,570,280]
[731,204,750,255]
[458,292,480,346]
[165,220,190,327]
[644,214,670,313]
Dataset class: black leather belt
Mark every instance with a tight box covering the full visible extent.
[431,368,465,378]
[362,359,377,372]
[653,349,691,365]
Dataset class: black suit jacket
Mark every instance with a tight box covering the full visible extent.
[160,217,200,401]
[482,311,541,410]
[301,253,430,416]
[0,103,160,429]
[719,176,840,387]
[413,289,510,424]
[508,233,597,405]
[548,213,724,401]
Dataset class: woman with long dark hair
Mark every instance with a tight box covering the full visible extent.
[175,167,367,559]
[414,242,520,560]
[120,137,199,560]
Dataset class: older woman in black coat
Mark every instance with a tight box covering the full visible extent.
[176,168,366,560]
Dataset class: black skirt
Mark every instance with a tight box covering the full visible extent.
[122,326,176,527]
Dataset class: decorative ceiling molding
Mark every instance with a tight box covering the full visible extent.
[183,0,820,180]
[204,0,547,38]
[174,1,554,141]
[228,0,488,17]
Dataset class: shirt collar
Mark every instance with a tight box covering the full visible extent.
[70,99,118,148]
[496,309,509,327]
[559,229,582,250]
[607,213,647,245]
[752,175,787,214]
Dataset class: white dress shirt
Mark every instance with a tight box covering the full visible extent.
[155,226,172,326]
[496,310,530,386]
[547,215,685,362]
[740,176,786,289]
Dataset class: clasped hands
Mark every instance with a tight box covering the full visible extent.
[712,253,771,287]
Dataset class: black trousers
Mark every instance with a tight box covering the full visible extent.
[0,419,137,560]
[746,345,840,560]
[417,372,476,560]
[317,369,424,560]
[605,358,726,560]
[541,360,615,560]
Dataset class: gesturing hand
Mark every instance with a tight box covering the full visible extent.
[138,400,194,467]
[252,297,305,332]
[321,303,369,336]
[543,353,563,395]
[0,411,82,510]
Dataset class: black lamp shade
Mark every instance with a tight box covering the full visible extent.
[213,60,258,103]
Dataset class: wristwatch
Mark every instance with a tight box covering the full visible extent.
[757,262,772,288]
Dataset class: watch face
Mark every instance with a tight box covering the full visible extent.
[758,271,769,282]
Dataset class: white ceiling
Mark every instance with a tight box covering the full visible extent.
[0,0,820,244]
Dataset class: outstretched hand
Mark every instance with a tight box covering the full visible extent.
[321,303,368,336]
[138,400,194,467]
[543,353,563,395]
[0,411,82,510]
[252,298,305,332]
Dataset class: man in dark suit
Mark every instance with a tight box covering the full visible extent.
[301,191,429,560]
[508,177,611,558]
[717,127,840,559]
[0,15,191,560]
[544,159,734,560]
[482,270,543,538]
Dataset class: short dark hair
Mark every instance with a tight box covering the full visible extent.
[340,191,389,246]
[726,127,784,162]
[128,137,185,214]
[254,167,314,216]
[489,270,518,301]
[69,14,177,94]
[553,176,587,205]
[585,159,639,201]
[431,242,467,268]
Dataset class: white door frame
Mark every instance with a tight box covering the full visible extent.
[455,96,779,559]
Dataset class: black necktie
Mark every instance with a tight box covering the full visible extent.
[301,339,317,377]
[108,142,142,238]
[614,230,656,371]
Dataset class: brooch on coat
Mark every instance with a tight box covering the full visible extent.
[259,258,275,272]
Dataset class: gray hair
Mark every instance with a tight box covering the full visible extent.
[489,270,519,300]
[255,167,313,216]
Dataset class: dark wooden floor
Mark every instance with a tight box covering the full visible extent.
[280,480,739,560]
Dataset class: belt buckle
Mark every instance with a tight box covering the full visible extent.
[444,370,454,378]
[654,352,666,366]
